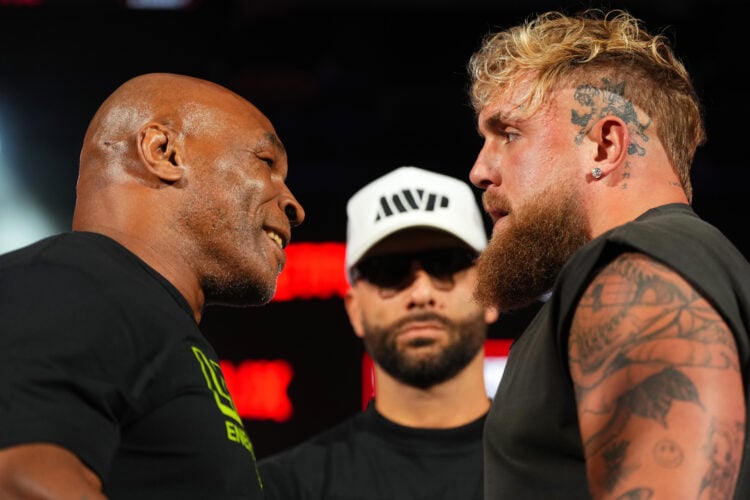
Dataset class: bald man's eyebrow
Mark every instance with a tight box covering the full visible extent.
[262,132,286,154]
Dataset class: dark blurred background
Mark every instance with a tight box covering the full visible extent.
[1,0,747,459]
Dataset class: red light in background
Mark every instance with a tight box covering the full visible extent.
[221,359,294,422]
[483,339,512,398]
[220,242,347,423]
[221,341,514,421]
[273,242,349,301]
[361,353,375,410]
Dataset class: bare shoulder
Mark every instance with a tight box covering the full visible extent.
[0,443,105,499]
[569,251,740,375]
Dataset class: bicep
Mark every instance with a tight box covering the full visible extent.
[0,443,105,499]
[569,252,745,499]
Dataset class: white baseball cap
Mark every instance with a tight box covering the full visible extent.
[345,166,487,282]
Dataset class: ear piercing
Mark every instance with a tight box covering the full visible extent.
[591,167,603,179]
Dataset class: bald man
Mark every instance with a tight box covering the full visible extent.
[0,73,304,499]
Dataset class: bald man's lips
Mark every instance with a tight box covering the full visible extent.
[263,228,287,275]
[265,230,283,249]
[264,223,289,250]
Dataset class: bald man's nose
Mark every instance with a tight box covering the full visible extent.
[284,198,305,227]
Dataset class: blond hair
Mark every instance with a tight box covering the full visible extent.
[468,9,704,201]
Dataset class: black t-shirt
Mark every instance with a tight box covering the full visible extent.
[259,401,486,500]
[0,232,263,499]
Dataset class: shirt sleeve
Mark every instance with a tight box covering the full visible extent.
[0,263,132,480]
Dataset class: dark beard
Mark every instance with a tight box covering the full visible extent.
[362,312,486,390]
[474,185,589,312]
[203,274,275,307]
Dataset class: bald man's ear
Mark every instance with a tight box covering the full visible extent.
[138,123,184,183]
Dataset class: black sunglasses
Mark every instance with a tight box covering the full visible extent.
[352,247,478,291]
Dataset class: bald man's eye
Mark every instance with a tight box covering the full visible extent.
[259,156,274,168]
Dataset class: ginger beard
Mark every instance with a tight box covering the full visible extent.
[474,184,590,312]
[361,311,487,390]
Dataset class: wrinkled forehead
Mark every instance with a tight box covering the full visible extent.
[184,98,284,151]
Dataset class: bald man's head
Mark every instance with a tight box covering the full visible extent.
[70,72,304,311]
[78,73,268,186]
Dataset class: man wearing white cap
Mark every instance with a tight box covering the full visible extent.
[259,166,498,500]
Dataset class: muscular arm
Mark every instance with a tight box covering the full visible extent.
[569,252,745,499]
[0,444,106,500]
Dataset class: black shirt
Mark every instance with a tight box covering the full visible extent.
[260,400,486,500]
[0,232,263,499]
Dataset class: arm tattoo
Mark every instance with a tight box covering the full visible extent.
[653,438,683,468]
[602,440,636,491]
[586,366,700,456]
[569,253,743,494]
[571,255,738,385]
[700,418,745,499]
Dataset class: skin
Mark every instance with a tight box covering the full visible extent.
[344,229,498,428]
[0,73,305,499]
[470,79,745,498]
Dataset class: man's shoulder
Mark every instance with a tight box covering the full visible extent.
[1,231,125,270]
[259,413,365,469]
